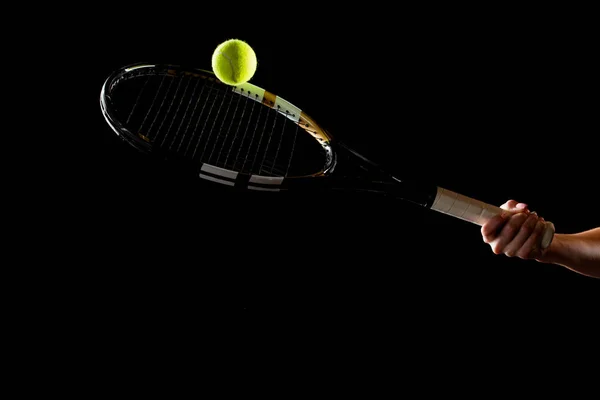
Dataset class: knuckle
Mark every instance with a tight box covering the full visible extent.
[503,223,519,237]
[491,243,503,255]
[505,199,518,208]
[480,225,489,237]
[520,215,538,235]
[516,248,531,259]
[481,231,495,244]
[505,213,527,235]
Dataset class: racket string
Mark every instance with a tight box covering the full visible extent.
[158,75,194,148]
[189,83,222,160]
[136,74,169,139]
[208,89,244,165]
[220,90,256,169]
[283,115,300,177]
[143,74,176,140]
[236,101,265,174]
[118,69,328,178]
[201,84,240,164]
[125,74,152,126]
[182,80,217,157]
[265,108,290,176]
[257,108,280,175]
[246,106,276,175]
[168,77,203,152]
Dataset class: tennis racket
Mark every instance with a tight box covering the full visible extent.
[100,62,555,249]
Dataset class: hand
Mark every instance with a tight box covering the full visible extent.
[481,200,549,260]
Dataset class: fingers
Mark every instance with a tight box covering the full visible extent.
[502,213,540,257]
[489,212,530,255]
[481,214,506,243]
[481,209,548,260]
[516,218,547,259]
[481,199,551,260]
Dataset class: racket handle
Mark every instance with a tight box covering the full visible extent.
[431,187,555,249]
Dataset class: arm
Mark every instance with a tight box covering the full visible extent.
[539,228,600,278]
[481,200,600,279]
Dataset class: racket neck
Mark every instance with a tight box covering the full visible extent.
[331,142,438,208]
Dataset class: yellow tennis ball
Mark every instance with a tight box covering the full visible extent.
[211,39,257,86]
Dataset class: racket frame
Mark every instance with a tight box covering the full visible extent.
[100,62,555,248]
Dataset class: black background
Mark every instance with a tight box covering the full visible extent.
[16,5,599,362]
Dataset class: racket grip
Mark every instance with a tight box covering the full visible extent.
[431,187,555,249]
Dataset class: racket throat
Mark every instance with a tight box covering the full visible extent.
[377,178,437,208]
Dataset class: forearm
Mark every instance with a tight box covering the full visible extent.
[538,228,600,278]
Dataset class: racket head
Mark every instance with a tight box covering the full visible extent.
[100,63,336,191]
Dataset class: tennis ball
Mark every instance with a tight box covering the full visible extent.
[211,39,257,86]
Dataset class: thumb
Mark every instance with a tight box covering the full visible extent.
[501,200,529,212]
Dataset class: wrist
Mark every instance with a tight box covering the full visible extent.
[536,233,572,266]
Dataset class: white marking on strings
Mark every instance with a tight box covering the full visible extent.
[201,163,238,178]
[247,174,284,192]
[199,163,238,186]
[199,174,236,186]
